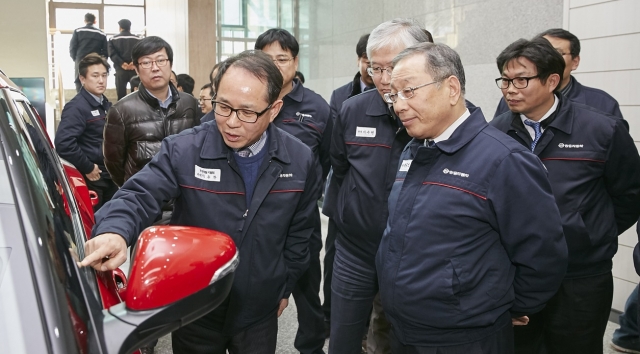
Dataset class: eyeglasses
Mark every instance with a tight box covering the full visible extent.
[272,57,295,67]
[137,58,170,69]
[367,66,393,77]
[212,101,272,123]
[198,97,212,103]
[383,81,437,104]
[495,76,540,90]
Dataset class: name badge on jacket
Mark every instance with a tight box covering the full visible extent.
[356,126,376,138]
[399,160,412,172]
[91,110,100,116]
[195,165,221,182]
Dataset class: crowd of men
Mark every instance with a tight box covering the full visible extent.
[55,11,640,354]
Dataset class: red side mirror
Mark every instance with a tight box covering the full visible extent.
[124,226,238,311]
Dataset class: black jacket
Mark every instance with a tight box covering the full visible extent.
[55,88,111,178]
[328,89,412,264]
[94,122,321,335]
[69,24,108,61]
[108,31,140,71]
[491,96,640,278]
[103,83,199,186]
[329,72,368,122]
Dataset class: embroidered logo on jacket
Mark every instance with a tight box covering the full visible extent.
[443,168,469,178]
[356,126,376,138]
[195,165,221,182]
[558,143,584,148]
[279,173,293,178]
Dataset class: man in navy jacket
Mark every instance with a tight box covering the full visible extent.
[377,42,567,354]
[494,28,623,121]
[79,50,321,354]
[255,28,330,354]
[55,53,116,210]
[326,19,429,353]
[491,37,640,354]
[321,32,373,337]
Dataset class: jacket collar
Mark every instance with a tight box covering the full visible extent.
[506,95,573,135]
[200,123,291,164]
[79,88,110,109]
[565,75,585,104]
[284,78,304,103]
[138,82,180,109]
[433,106,487,154]
[349,72,364,98]
[365,90,389,117]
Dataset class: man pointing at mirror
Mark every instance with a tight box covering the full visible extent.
[79,50,321,354]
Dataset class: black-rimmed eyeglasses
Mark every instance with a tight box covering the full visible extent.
[495,76,540,90]
[212,101,272,123]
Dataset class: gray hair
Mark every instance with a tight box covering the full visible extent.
[366,18,429,59]
[392,42,466,95]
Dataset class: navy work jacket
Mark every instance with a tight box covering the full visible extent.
[274,79,331,180]
[377,107,567,346]
[494,75,624,120]
[55,88,111,178]
[93,122,321,335]
[491,96,640,278]
[327,89,412,264]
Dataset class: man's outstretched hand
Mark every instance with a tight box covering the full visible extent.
[78,233,128,271]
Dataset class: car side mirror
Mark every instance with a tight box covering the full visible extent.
[101,225,238,354]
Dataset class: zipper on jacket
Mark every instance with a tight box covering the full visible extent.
[243,209,248,218]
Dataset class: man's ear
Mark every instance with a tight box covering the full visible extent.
[547,73,561,93]
[268,100,284,123]
[570,55,580,71]
[446,76,462,106]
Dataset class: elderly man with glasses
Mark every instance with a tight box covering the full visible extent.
[254,28,331,354]
[375,41,568,354]
[323,19,429,353]
[80,50,321,354]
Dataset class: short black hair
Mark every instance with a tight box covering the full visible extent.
[118,19,131,31]
[536,28,581,58]
[177,74,195,95]
[496,37,565,93]
[295,71,305,84]
[200,83,213,94]
[356,34,369,58]
[423,29,434,43]
[214,50,283,105]
[132,36,174,67]
[129,75,141,89]
[79,53,110,77]
[85,13,96,23]
[254,28,299,57]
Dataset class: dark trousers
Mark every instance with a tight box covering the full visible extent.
[293,208,326,353]
[329,237,380,354]
[390,320,514,354]
[514,271,613,354]
[171,312,278,354]
[115,69,136,100]
[84,177,118,211]
[322,218,337,322]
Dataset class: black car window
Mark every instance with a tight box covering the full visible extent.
[1,95,102,353]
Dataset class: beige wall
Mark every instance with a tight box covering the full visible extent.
[0,0,52,133]
[188,0,217,95]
